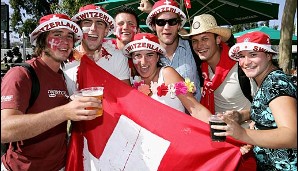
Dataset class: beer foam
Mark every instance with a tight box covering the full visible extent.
[81,87,103,96]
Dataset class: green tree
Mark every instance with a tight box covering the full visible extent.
[51,0,94,17]
[231,22,259,34]
[9,0,57,36]
[9,0,96,39]
[278,0,297,74]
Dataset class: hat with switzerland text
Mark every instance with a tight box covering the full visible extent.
[146,0,186,31]
[30,14,83,46]
[123,33,166,57]
[71,4,115,37]
[229,31,277,61]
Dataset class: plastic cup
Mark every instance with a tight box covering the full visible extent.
[80,86,104,116]
[209,114,227,142]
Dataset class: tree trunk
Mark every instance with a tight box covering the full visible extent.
[278,0,297,74]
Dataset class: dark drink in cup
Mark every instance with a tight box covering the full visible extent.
[209,115,227,142]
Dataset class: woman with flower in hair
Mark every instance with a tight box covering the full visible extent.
[123,33,211,123]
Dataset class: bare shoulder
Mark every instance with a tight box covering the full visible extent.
[162,67,184,84]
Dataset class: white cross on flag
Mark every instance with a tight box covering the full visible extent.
[65,56,256,171]
[184,0,191,9]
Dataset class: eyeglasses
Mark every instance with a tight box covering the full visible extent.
[155,18,180,26]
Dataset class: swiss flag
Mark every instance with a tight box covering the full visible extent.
[184,0,191,9]
[65,56,256,170]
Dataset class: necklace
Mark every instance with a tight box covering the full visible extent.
[132,76,196,97]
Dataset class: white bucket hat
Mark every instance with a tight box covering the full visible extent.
[229,31,277,61]
[71,4,115,37]
[146,0,186,31]
[123,33,166,57]
[30,14,83,46]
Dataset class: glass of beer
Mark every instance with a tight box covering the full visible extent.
[80,86,104,116]
[209,114,227,142]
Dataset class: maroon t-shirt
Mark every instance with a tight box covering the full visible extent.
[1,57,69,171]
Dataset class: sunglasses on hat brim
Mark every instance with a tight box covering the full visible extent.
[154,18,181,26]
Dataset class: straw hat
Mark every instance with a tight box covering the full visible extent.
[229,31,277,61]
[146,0,186,31]
[30,14,83,46]
[179,14,231,42]
[71,4,115,37]
[123,33,166,57]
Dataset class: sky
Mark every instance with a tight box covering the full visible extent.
[268,0,297,30]
[1,0,297,43]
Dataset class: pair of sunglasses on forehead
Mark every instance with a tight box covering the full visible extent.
[154,18,181,26]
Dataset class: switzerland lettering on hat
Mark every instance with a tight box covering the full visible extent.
[30,14,83,46]
[71,4,115,37]
[229,31,277,61]
[123,33,166,57]
[146,0,186,31]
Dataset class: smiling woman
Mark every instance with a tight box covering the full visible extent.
[226,31,297,171]
[123,32,212,123]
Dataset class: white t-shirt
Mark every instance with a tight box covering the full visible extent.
[209,63,257,113]
[63,39,130,95]
[151,67,185,113]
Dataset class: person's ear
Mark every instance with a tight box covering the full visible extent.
[266,53,273,60]
[152,25,157,32]
[216,35,222,45]
[104,27,109,37]
[157,54,160,61]
[136,27,141,33]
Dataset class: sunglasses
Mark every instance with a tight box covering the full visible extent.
[155,18,181,26]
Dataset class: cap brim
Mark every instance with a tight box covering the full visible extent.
[123,39,166,57]
[229,42,278,61]
[30,19,83,46]
[146,5,186,31]
[71,9,115,37]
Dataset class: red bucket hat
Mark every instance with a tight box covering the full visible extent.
[229,31,277,61]
[71,4,115,37]
[146,0,186,31]
[30,14,83,46]
[123,33,166,57]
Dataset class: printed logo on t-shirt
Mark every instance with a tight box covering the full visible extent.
[1,95,13,102]
[48,89,68,98]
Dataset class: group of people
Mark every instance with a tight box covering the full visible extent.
[1,0,296,171]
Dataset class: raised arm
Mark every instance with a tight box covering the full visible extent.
[162,67,211,123]
[1,96,101,143]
